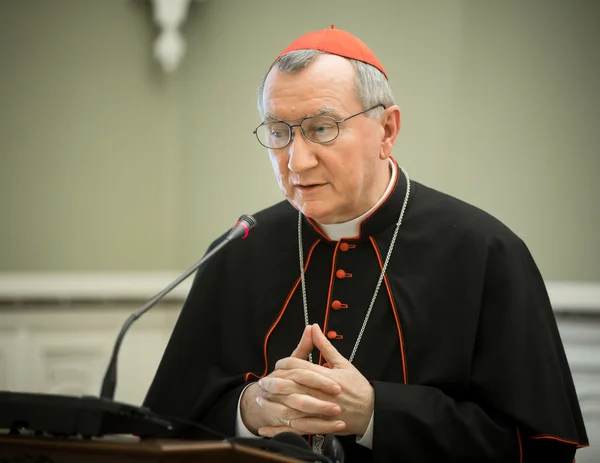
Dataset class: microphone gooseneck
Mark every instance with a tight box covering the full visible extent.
[99,215,257,400]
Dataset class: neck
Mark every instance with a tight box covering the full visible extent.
[316,159,397,241]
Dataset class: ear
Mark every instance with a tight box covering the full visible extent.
[379,105,401,160]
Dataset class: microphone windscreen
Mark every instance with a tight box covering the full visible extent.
[240,214,257,229]
[271,431,312,451]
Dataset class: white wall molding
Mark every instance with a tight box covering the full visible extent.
[546,281,600,313]
[0,273,598,314]
[0,306,180,332]
[0,272,193,303]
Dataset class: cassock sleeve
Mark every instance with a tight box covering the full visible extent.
[142,236,250,439]
[369,234,588,462]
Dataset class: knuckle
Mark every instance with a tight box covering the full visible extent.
[328,404,340,416]
[320,402,335,415]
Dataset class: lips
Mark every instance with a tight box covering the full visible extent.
[295,183,325,190]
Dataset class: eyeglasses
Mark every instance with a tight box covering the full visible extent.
[253,104,385,149]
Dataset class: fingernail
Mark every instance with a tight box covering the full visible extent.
[332,384,341,394]
[256,397,262,407]
[258,379,263,386]
[332,405,341,415]
[336,421,346,431]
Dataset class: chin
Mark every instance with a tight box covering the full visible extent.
[287,196,338,223]
[300,205,336,224]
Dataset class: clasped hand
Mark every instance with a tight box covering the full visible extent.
[240,324,374,437]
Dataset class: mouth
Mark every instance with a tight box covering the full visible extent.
[295,183,326,193]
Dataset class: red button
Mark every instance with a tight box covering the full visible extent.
[327,330,341,339]
[332,300,342,310]
[336,269,346,279]
[340,243,350,252]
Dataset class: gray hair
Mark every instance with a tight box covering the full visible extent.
[256,49,395,119]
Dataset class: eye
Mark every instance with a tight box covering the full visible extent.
[267,123,289,138]
[314,125,332,135]
[304,118,337,141]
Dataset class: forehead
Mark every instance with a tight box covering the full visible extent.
[262,54,362,120]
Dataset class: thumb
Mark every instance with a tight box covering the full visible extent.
[311,324,350,367]
[291,325,314,359]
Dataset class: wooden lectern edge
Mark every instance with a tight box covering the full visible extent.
[0,435,304,462]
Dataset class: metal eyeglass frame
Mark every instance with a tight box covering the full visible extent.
[253,104,386,149]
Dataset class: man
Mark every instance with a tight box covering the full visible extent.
[144,27,589,462]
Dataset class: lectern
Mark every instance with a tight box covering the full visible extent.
[0,392,307,462]
[0,434,302,463]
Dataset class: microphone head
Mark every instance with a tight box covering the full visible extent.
[238,214,257,230]
[228,214,258,240]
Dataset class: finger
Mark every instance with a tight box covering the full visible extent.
[254,396,308,425]
[311,324,350,367]
[262,387,333,405]
[263,392,341,417]
[291,325,314,360]
[256,425,302,438]
[275,356,314,371]
[259,376,309,395]
[275,357,333,376]
[259,417,346,437]
[272,368,341,395]
[260,426,304,438]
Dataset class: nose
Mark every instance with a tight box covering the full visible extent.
[287,127,318,173]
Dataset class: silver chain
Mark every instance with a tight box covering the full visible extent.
[297,166,411,364]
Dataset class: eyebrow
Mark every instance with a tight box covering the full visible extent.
[311,107,343,119]
[264,106,343,122]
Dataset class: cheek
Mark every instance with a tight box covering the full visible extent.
[269,153,290,188]
[333,172,359,198]
[324,154,358,191]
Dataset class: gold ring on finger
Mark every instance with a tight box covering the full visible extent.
[278,416,292,427]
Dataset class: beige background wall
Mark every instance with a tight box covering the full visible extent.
[0,0,598,281]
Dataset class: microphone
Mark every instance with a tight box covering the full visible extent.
[99,214,258,400]
[227,214,257,240]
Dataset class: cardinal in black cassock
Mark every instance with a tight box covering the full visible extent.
[143,27,588,463]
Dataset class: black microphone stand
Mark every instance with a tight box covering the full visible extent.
[100,215,257,400]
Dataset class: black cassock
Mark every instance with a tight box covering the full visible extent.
[143,162,588,462]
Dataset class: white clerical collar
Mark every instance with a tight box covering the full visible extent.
[316,159,397,241]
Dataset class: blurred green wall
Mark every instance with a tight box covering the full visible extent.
[0,0,598,281]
